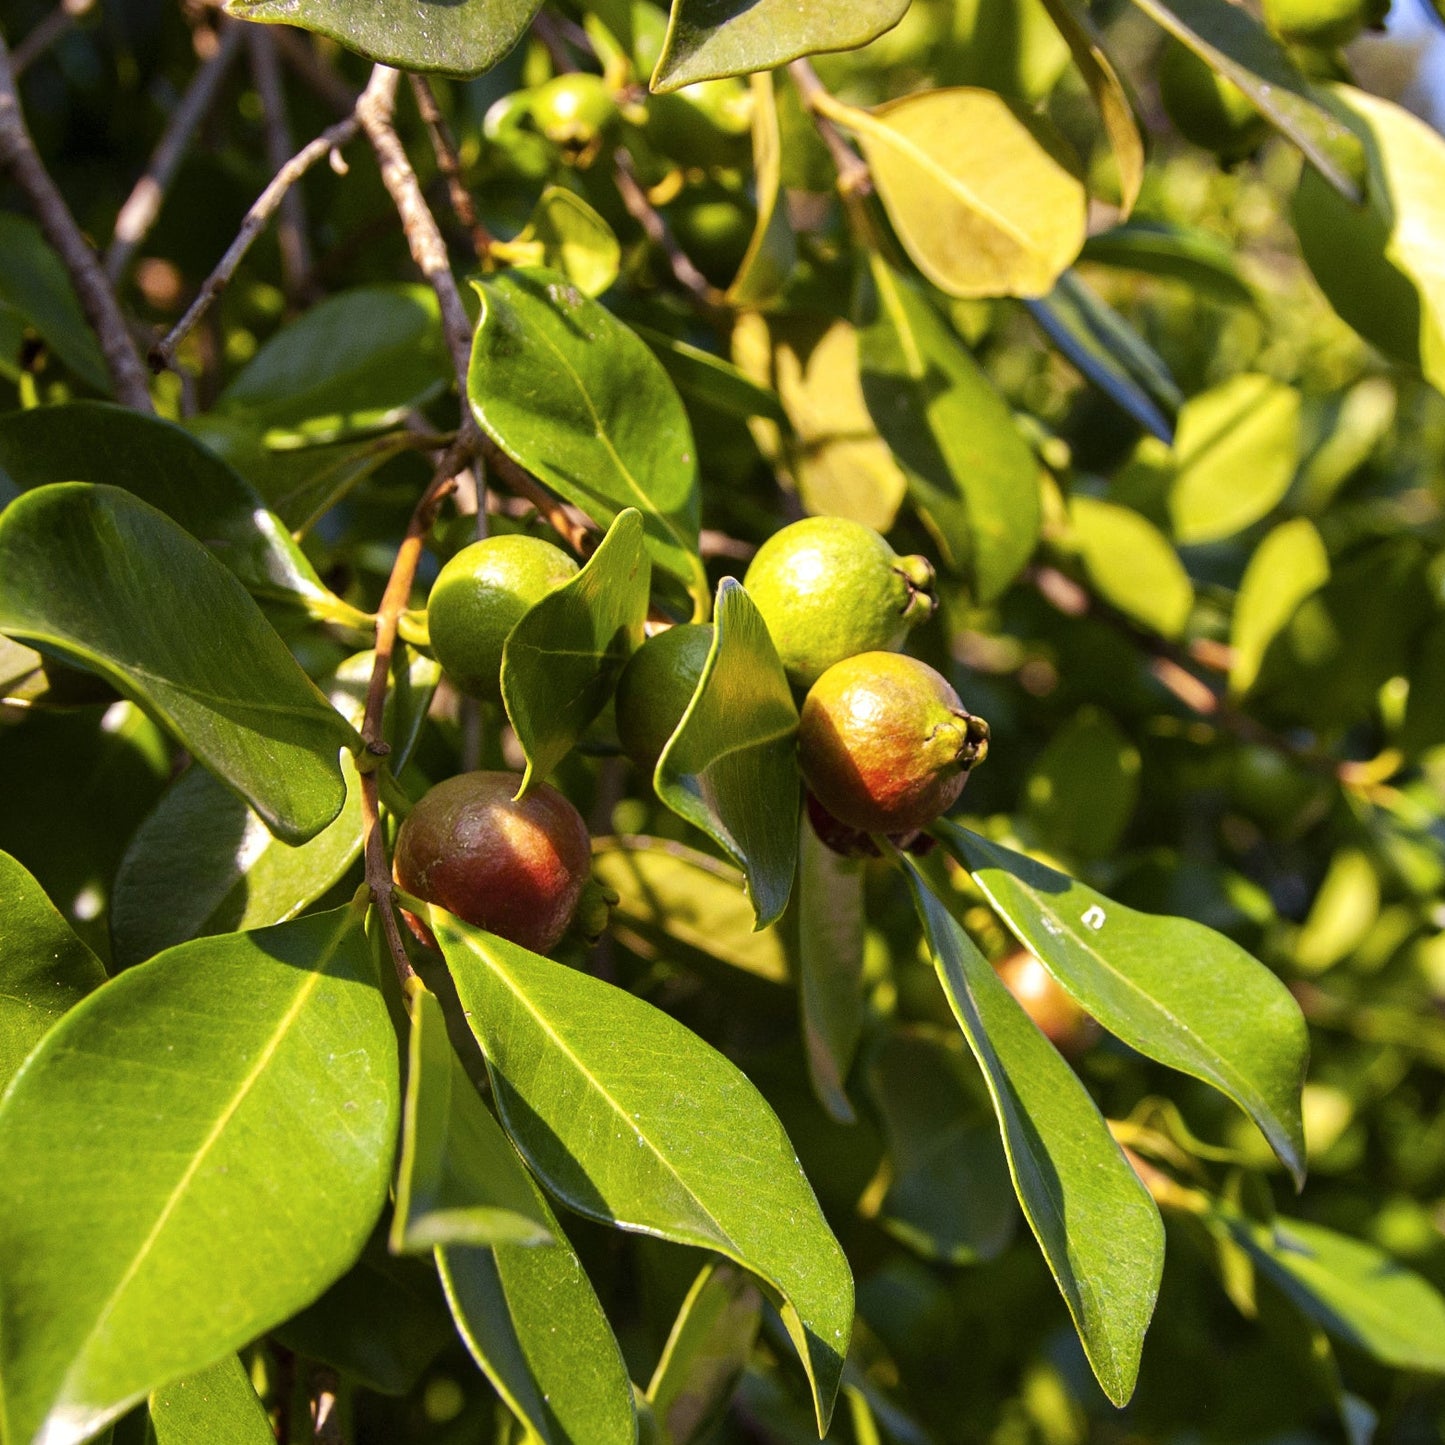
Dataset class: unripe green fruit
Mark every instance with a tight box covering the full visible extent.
[1158,40,1269,161]
[393,771,592,956]
[532,73,620,159]
[744,517,937,690]
[427,535,578,701]
[798,653,989,835]
[614,623,714,776]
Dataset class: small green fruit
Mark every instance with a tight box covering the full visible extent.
[531,73,620,161]
[1158,40,1269,161]
[427,535,578,701]
[744,517,937,690]
[393,771,592,956]
[614,623,714,776]
[798,652,989,835]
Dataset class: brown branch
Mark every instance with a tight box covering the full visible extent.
[408,74,492,261]
[786,59,873,200]
[613,147,725,314]
[246,23,312,302]
[105,20,246,284]
[0,32,153,408]
[151,109,360,372]
[10,0,94,76]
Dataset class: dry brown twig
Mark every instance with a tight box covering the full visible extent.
[246,23,313,302]
[10,0,94,77]
[407,74,493,261]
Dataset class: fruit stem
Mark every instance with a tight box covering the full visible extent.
[956,713,990,771]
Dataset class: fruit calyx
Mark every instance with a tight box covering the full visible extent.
[893,554,938,626]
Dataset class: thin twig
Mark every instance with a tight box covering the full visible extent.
[271,26,358,117]
[0,33,152,408]
[613,148,726,314]
[105,20,246,284]
[786,59,873,199]
[10,0,93,76]
[408,74,492,261]
[151,109,360,371]
[246,24,312,302]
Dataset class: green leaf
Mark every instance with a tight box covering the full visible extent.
[0,484,357,845]
[503,509,649,793]
[1067,494,1194,638]
[1081,222,1258,309]
[863,1028,1018,1265]
[634,324,787,425]
[1294,847,1379,976]
[224,0,540,75]
[392,984,553,1253]
[1230,518,1330,696]
[591,836,791,986]
[1021,707,1140,862]
[432,912,854,1435]
[837,88,1087,300]
[1125,0,1366,201]
[491,186,621,298]
[936,824,1310,1187]
[0,401,341,612]
[468,268,706,615]
[900,856,1163,1405]
[728,73,797,308]
[0,213,110,393]
[109,649,436,967]
[0,850,107,1091]
[1216,1206,1445,1374]
[656,579,801,930]
[646,1262,763,1445]
[0,905,398,1445]
[796,819,865,1126]
[148,1356,273,1445]
[652,0,909,90]
[860,261,1041,599]
[1296,377,1396,513]
[1168,375,1301,544]
[1293,85,1445,396]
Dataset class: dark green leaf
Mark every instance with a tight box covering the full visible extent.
[652,0,909,91]
[503,509,649,793]
[937,825,1310,1186]
[1125,0,1365,201]
[392,984,553,1252]
[656,579,800,929]
[0,484,357,844]
[634,324,787,425]
[148,1357,272,1445]
[860,261,1040,599]
[468,269,706,614]
[0,402,341,612]
[0,214,110,393]
[864,1028,1018,1266]
[901,856,1163,1405]
[432,912,854,1434]
[1081,222,1258,309]
[0,850,107,1091]
[225,0,540,76]
[1021,707,1140,862]
[796,818,865,1125]
[646,1262,763,1445]
[0,905,398,1445]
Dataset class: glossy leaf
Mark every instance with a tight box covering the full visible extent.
[432,912,854,1434]
[225,0,540,75]
[840,88,1087,299]
[0,906,398,1445]
[391,984,552,1253]
[901,857,1164,1405]
[1021,707,1140,862]
[468,268,706,615]
[109,649,436,967]
[796,818,865,1126]
[937,824,1310,1186]
[1218,1207,1445,1374]
[0,850,106,1091]
[1293,86,1445,396]
[592,837,791,986]
[646,1262,763,1445]
[635,324,787,425]
[503,509,649,793]
[1068,494,1193,638]
[864,1028,1018,1265]
[0,213,109,393]
[656,579,801,929]
[148,1356,272,1445]
[0,485,356,845]
[1126,0,1365,201]
[860,261,1040,598]
[1169,375,1301,544]
[0,402,339,611]
[728,73,797,308]
[1230,518,1330,696]
[491,186,621,298]
[1081,222,1257,309]
[652,0,909,90]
